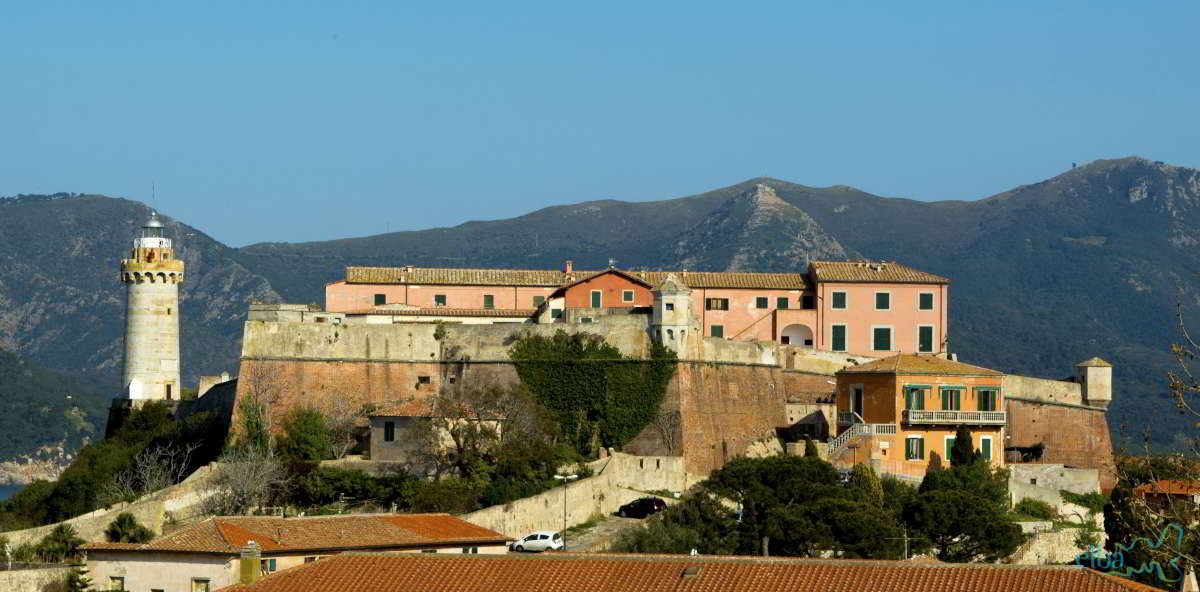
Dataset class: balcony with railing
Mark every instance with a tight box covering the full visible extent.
[903,409,1006,425]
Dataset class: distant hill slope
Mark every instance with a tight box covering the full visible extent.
[0,350,106,460]
[3,157,1197,456]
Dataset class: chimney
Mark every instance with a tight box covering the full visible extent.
[564,260,574,274]
[240,541,262,585]
[1182,570,1199,592]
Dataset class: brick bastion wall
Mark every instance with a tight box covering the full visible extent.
[235,316,848,476]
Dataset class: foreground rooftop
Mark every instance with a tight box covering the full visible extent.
[219,551,1161,592]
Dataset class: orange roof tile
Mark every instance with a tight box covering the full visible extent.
[810,260,949,284]
[837,354,1003,377]
[346,266,812,290]
[82,514,508,556]
[340,307,537,318]
[218,552,1164,592]
[1134,479,1200,496]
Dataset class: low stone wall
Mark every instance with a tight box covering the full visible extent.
[1003,375,1083,406]
[459,453,694,539]
[0,565,75,592]
[2,464,219,547]
[1007,528,1104,565]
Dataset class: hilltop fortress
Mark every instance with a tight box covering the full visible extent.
[232,260,1117,489]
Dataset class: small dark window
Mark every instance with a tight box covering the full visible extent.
[483,295,495,309]
[590,291,602,308]
[705,298,729,311]
[872,327,892,351]
[919,292,934,310]
[801,295,815,309]
[166,307,172,315]
[665,302,675,311]
[710,325,724,338]
[421,549,437,554]
[776,297,789,309]
[831,325,847,352]
[165,384,173,400]
[755,297,769,309]
[417,376,431,385]
[622,290,634,303]
[434,294,447,307]
[374,293,386,306]
[533,295,545,307]
[551,308,563,318]
[831,292,847,309]
[384,421,395,442]
[875,292,891,310]
[919,326,934,353]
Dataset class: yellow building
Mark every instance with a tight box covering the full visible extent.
[830,354,1005,481]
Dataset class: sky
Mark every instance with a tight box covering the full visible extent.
[2,1,1198,246]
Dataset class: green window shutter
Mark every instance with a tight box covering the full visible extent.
[776,297,789,309]
[875,292,890,310]
[710,325,724,338]
[919,326,933,352]
[551,308,563,319]
[374,294,386,306]
[945,438,955,459]
[919,293,934,310]
[622,290,634,302]
[905,388,925,411]
[533,295,545,307]
[483,295,495,309]
[832,292,846,309]
[873,327,891,351]
[590,291,601,308]
[906,438,924,460]
[981,438,992,461]
[919,438,925,459]
[435,294,447,306]
[755,297,768,309]
[831,326,846,351]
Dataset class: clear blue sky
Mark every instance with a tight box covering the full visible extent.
[2,2,1198,246]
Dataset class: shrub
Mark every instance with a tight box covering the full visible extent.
[1060,490,1108,513]
[35,524,85,563]
[1014,497,1057,521]
[105,512,155,543]
[277,407,333,463]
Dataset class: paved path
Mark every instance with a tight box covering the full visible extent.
[562,515,644,552]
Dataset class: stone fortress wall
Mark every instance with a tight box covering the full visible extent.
[234,304,1116,481]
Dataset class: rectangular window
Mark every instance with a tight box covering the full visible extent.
[831,291,847,309]
[831,325,847,352]
[305,556,317,563]
[710,325,724,338]
[919,292,935,311]
[590,290,602,308]
[664,302,674,311]
[483,294,495,309]
[384,421,395,442]
[533,295,545,307]
[421,549,438,554]
[705,298,729,311]
[462,547,479,554]
[551,308,564,319]
[434,294,447,307]
[875,292,891,310]
[977,388,998,411]
[872,327,892,351]
[904,386,927,411]
[755,297,769,309]
[374,293,386,306]
[945,436,956,461]
[905,436,924,461]
[980,436,993,462]
[940,387,962,410]
[578,317,595,324]
[776,297,789,309]
[192,580,211,592]
[801,294,815,310]
[261,558,277,572]
[110,577,125,591]
[417,375,431,385]
[918,325,934,353]
[622,290,634,303]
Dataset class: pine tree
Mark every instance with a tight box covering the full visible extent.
[848,463,884,507]
[64,567,92,592]
[803,435,820,458]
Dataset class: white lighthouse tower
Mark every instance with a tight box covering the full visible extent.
[120,212,185,401]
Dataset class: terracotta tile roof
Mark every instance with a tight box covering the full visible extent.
[809,260,949,284]
[345,266,811,290]
[837,354,1004,377]
[340,307,536,318]
[81,514,508,556]
[1134,479,1200,496]
[217,552,1164,592]
[369,400,489,419]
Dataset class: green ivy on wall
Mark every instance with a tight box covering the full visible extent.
[509,330,677,456]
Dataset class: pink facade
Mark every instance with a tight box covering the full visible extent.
[326,281,556,312]
[816,282,949,356]
[688,288,816,344]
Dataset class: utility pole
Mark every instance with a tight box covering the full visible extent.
[554,473,579,550]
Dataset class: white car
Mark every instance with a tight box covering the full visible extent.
[511,531,563,552]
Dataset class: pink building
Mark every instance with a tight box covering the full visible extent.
[323,260,949,357]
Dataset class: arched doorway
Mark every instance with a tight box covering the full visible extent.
[781,324,814,347]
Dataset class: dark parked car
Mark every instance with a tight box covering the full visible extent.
[616,496,667,518]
